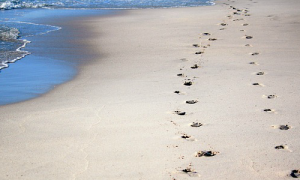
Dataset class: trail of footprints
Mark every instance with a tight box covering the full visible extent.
[170,1,298,178]
[228,2,297,178]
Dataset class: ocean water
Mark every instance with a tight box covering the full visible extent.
[0,0,213,106]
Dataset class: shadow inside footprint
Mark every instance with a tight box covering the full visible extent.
[184,81,193,86]
[220,23,228,26]
[186,100,198,104]
[174,91,180,94]
[177,73,184,77]
[193,44,199,47]
[191,122,202,127]
[246,35,253,39]
[175,111,186,115]
[195,151,219,157]
[291,170,300,178]
[243,23,249,26]
[279,125,290,130]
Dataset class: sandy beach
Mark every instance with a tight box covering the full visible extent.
[1,0,300,179]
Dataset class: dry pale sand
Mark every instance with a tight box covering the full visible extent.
[1,0,300,179]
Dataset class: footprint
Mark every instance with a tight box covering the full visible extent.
[186,100,198,104]
[184,81,193,86]
[242,23,249,26]
[174,111,186,116]
[177,73,184,77]
[220,23,228,26]
[203,32,211,36]
[195,151,219,157]
[279,125,291,130]
[256,72,264,75]
[174,91,181,94]
[290,170,300,178]
[191,122,203,127]
[252,83,263,86]
[219,28,226,30]
[245,14,251,16]
[180,58,188,62]
[179,165,200,177]
[245,44,252,47]
[181,134,196,141]
[193,44,199,47]
[195,51,204,55]
[263,108,274,112]
[233,12,241,15]
[251,52,259,56]
[249,62,259,65]
[272,124,291,130]
[191,64,200,69]
[208,38,217,41]
[274,145,288,150]
[267,95,277,99]
[245,35,253,39]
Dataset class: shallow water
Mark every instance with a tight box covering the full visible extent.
[0,9,114,106]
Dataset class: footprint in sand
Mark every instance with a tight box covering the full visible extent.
[181,134,196,141]
[290,170,300,178]
[252,83,264,86]
[195,150,219,157]
[195,51,204,55]
[208,38,217,41]
[178,165,200,177]
[245,14,251,16]
[186,100,198,104]
[243,23,249,26]
[245,44,252,47]
[174,111,186,116]
[249,62,259,65]
[267,95,277,99]
[245,35,253,39]
[193,44,200,47]
[272,124,291,130]
[263,108,274,112]
[233,12,241,15]
[184,81,193,86]
[191,64,200,69]
[203,32,211,36]
[220,23,228,26]
[191,122,203,127]
[251,52,259,56]
[177,73,185,77]
[174,91,181,94]
[256,72,264,75]
[274,145,288,150]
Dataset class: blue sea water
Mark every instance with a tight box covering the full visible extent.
[0,0,213,106]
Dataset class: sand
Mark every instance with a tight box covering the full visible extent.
[1,0,300,179]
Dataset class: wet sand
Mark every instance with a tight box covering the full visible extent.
[0,0,300,179]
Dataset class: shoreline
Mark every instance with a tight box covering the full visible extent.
[1,0,300,179]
